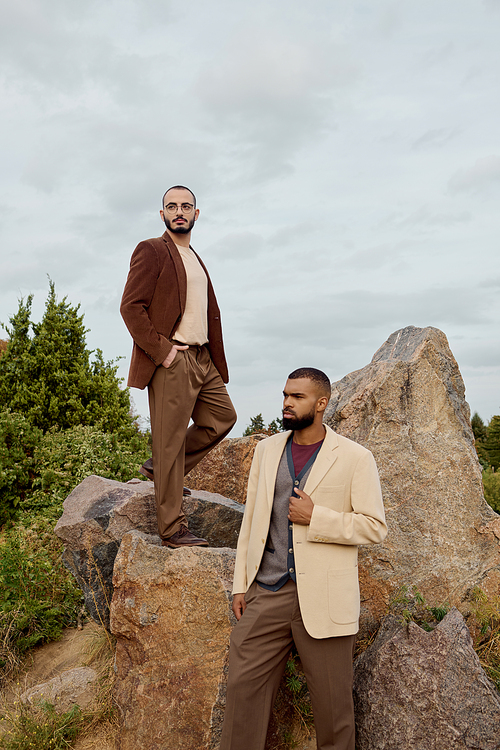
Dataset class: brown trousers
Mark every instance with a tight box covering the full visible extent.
[147,345,236,539]
[219,580,356,750]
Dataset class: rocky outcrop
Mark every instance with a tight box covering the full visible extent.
[54,476,243,628]
[111,532,235,750]
[53,325,500,750]
[110,531,316,750]
[54,476,157,628]
[324,326,500,630]
[353,608,500,749]
[185,434,266,504]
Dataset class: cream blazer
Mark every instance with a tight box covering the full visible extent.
[233,425,388,638]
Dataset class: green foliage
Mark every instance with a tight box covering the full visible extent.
[243,413,283,436]
[471,412,500,512]
[482,468,500,514]
[268,417,284,434]
[0,410,150,524]
[485,415,500,472]
[0,412,42,526]
[31,423,150,515]
[243,413,265,436]
[0,700,85,750]
[471,411,490,469]
[390,585,450,631]
[0,281,133,434]
[0,520,82,673]
[284,654,314,731]
[471,412,488,441]
[0,283,152,682]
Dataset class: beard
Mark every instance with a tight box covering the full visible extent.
[282,408,316,432]
[163,215,196,234]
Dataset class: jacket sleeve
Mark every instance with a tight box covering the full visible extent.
[120,241,173,366]
[232,442,263,594]
[307,449,387,546]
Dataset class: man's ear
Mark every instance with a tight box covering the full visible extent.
[317,396,329,413]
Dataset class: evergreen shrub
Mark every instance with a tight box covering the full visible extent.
[482,468,500,514]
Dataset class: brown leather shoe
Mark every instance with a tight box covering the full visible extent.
[139,458,154,480]
[139,459,192,495]
[161,525,208,548]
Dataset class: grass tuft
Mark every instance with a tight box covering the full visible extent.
[468,588,500,691]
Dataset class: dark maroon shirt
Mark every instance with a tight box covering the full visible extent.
[291,438,324,476]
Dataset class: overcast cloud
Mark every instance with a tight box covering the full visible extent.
[1,0,499,433]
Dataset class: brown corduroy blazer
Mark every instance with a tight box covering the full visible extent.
[120,231,229,389]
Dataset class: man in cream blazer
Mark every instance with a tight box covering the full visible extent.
[219,368,387,750]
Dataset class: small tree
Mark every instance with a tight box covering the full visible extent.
[471,412,490,469]
[485,415,500,471]
[0,281,134,434]
[243,414,283,437]
[243,414,266,436]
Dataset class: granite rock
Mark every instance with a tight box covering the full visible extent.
[55,476,243,628]
[110,532,235,750]
[54,476,157,628]
[185,434,266,504]
[353,608,500,749]
[324,326,500,629]
[110,530,316,750]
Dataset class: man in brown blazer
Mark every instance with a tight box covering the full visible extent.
[120,186,236,548]
[219,368,387,750]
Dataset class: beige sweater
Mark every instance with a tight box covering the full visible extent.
[173,244,208,345]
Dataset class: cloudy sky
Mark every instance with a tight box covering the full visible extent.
[1,0,499,434]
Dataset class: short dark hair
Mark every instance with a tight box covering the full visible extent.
[162,185,197,208]
[288,367,331,399]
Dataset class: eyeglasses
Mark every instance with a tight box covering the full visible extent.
[164,203,195,215]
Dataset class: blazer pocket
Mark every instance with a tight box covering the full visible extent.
[313,484,346,512]
[327,567,360,625]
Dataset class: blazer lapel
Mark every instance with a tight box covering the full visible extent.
[303,425,339,496]
[162,232,186,312]
[264,431,291,509]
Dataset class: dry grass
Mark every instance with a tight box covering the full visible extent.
[0,623,118,750]
[468,588,500,691]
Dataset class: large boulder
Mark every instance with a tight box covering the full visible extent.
[110,532,235,750]
[110,531,316,750]
[324,326,500,629]
[353,608,500,749]
[185,434,265,504]
[54,476,243,628]
[54,476,157,628]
